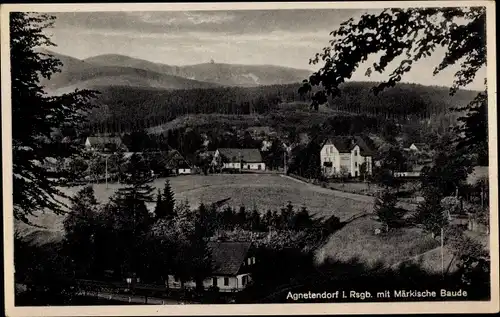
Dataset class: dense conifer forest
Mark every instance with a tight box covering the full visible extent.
[84,82,477,134]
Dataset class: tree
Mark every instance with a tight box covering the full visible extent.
[250,207,262,231]
[236,205,248,229]
[359,162,369,182]
[300,7,487,164]
[378,145,407,175]
[374,190,403,231]
[221,206,235,230]
[451,89,488,165]
[109,163,154,276]
[421,149,473,198]
[62,186,101,278]
[293,206,313,230]
[415,192,448,237]
[154,180,176,220]
[153,189,163,220]
[301,7,485,106]
[10,12,98,223]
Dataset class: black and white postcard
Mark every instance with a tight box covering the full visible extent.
[1,1,498,315]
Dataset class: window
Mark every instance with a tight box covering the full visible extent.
[247,165,250,169]
[242,275,247,286]
[247,258,252,265]
[355,162,358,167]
[252,257,256,264]
[258,164,262,170]
[224,277,229,286]
[212,277,218,286]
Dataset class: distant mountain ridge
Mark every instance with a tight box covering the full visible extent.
[38,50,220,93]
[39,50,313,92]
[84,54,312,87]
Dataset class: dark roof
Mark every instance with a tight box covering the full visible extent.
[207,241,252,276]
[354,136,375,156]
[165,150,190,168]
[87,136,123,146]
[324,136,374,156]
[217,148,263,163]
[325,136,354,153]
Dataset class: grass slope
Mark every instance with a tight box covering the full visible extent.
[315,217,440,267]
[15,174,447,270]
[16,174,372,242]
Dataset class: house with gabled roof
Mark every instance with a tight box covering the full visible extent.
[85,135,128,153]
[212,148,265,171]
[320,136,374,178]
[408,143,429,152]
[163,149,192,175]
[166,241,256,292]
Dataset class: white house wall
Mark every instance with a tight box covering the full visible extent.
[166,275,249,292]
[178,168,192,174]
[241,162,265,170]
[321,143,373,178]
[339,153,351,175]
[320,144,341,177]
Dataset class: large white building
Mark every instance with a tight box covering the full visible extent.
[320,136,374,178]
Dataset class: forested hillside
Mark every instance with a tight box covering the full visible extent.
[84,82,477,134]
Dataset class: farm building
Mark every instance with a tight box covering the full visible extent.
[212,148,266,171]
[320,136,374,178]
[406,143,429,152]
[85,136,128,153]
[394,164,428,178]
[164,150,192,175]
[166,241,256,292]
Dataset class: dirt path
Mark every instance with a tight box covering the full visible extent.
[280,175,376,204]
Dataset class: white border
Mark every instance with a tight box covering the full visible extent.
[1,1,498,316]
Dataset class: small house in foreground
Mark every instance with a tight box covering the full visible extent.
[212,148,265,171]
[166,241,256,292]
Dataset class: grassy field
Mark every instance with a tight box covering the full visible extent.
[16,174,373,240]
[314,216,440,267]
[15,174,446,268]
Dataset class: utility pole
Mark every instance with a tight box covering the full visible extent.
[441,226,444,277]
[481,181,485,209]
[283,151,287,174]
[105,154,109,189]
[239,152,242,174]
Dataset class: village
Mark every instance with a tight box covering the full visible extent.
[9,6,493,309]
[22,128,488,304]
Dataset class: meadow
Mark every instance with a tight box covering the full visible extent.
[15,174,443,267]
[314,216,441,268]
[17,174,373,234]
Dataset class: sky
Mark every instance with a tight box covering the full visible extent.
[45,9,486,90]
